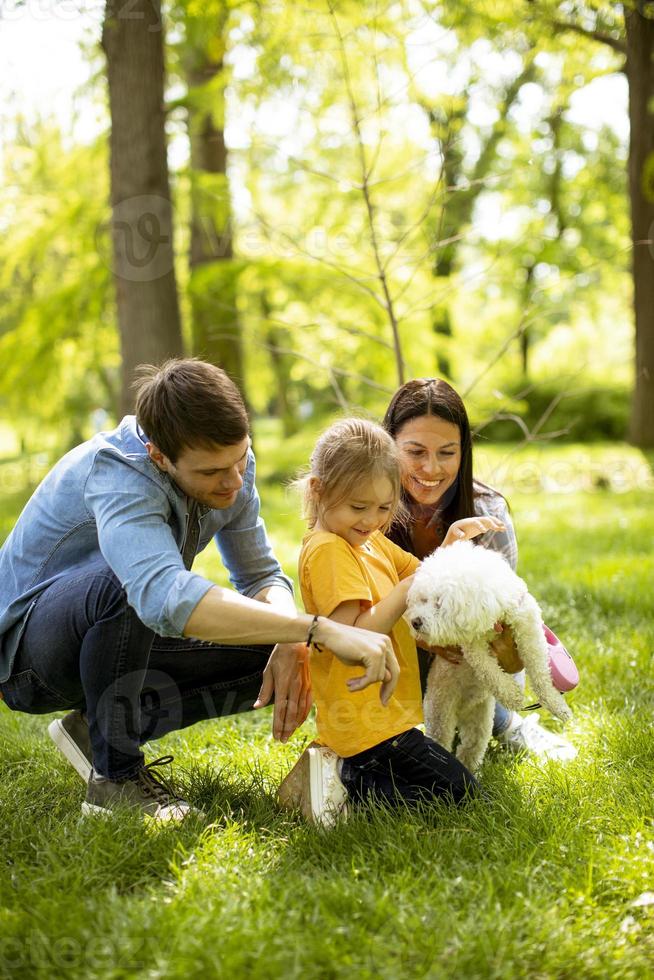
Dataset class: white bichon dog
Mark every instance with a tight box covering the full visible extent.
[405,540,572,772]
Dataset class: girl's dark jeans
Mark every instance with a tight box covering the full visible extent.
[0,557,272,780]
[340,727,478,806]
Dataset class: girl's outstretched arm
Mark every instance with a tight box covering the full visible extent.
[327,575,415,637]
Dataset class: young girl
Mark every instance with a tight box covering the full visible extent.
[280,418,505,824]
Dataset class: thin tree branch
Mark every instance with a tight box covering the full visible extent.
[396,228,524,319]
[472,362,595,456]
[381,166,447,273]
[252,143,347,187]
[264,314,397,353]
[249,338,395,396]
[552,19,627,56]
[473,412,576,443]
[390,233,470,307]
[365,150,443,189]
[328,0,406,385]
[248,209,389,310]
[462,313,531,399]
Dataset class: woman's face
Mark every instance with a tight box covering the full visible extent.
[395,415,461,507]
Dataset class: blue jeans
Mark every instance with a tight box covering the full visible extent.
[0,557,272,780]
[341,727,478,806]
[417,648,524,737]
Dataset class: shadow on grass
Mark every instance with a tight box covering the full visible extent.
[6,708,644,892]
[1,720,532,892]
[175,750,539,882]
[3,704,653,979]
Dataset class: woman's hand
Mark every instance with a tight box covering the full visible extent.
[442,515,505,548]
[423,623,522,672]
[422,643,463,665]
[490,624,524,674]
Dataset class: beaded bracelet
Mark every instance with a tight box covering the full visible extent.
[306,614,323,652]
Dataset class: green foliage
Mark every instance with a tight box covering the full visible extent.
[221,0,633,422]
[235,2,467,404]
[0,0,635,442]
[473,382,631,443]
[0,123,119,447]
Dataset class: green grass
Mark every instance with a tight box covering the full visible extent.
[1,433,654,978]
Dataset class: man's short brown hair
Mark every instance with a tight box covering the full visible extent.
[134,358,249,462]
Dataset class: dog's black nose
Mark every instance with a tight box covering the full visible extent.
[411,617,423,631]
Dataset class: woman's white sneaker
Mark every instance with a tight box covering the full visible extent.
[497,713,577,761]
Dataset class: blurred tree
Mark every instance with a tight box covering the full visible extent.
[415,47,538,377]
[459,112,630,439]
[624,4,654,447]
[412,1,624,382]
[237,0,451,417]
[102,0,184,415]
[175,0,247,398]
[518,0,653,445]
[0,125,119,447]
[0,0,637,448]
[234,0,630,427]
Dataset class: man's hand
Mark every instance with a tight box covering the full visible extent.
[312,618,400,705]
[253,642,312,743]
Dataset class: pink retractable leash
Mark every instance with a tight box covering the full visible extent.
[523,624,579,711]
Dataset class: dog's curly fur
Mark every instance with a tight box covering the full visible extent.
[405,540,572,772]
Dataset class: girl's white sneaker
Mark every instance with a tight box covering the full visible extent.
[278,743,349,827]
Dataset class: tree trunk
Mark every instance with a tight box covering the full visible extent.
[260,291,299,436]
[424,56,537,377]
[625,8,654,447]
[102,0,184,416]
[520,263,534,379]
[432,306,453,378]
[186,53,246,398]
[520,325,530,379]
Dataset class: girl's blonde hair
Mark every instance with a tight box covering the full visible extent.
[301,418,403,530]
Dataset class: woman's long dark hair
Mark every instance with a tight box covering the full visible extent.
[382,378,490,537]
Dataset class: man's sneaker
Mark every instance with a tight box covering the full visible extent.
[48,710,93,781]
[278,743,348,828]
[497,713,578,762]
[81,755,200,822]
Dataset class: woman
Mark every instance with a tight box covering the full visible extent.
[382,378,576,761]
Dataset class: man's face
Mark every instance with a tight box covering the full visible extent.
[147,437,250,509]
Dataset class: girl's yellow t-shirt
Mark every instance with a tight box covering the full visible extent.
[299,529,422,757]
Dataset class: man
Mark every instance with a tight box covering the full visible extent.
[0,359,397,819]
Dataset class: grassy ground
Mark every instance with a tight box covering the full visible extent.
[1,433,653,979]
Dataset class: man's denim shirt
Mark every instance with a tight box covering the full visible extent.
[0,416,293,683]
